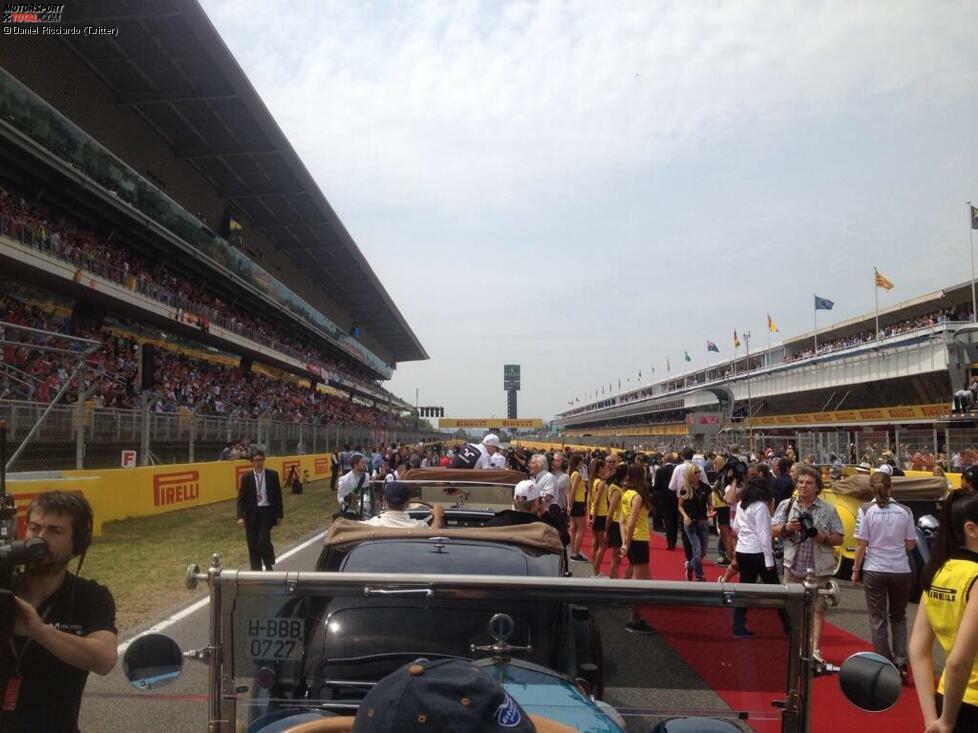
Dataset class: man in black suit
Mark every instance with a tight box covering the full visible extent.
[236,450,283,571]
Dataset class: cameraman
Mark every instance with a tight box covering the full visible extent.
[1,491,116,733]
[772,465,843,664]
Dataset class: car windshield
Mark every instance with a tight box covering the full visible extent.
[225,573,807,732]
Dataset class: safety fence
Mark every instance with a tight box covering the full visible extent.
[1,399,442,472]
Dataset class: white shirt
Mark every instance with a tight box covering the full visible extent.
[853,500,916,573]
[384,470,400,484]
[533,470,557,504]
[552,471,570,508]
[254,470,269,506]
[488,453,507,469]
[337,469,367,502]
[472,444,492,469]
[362,511,429,528]
[669,461,699,496]
[731,500,775,568]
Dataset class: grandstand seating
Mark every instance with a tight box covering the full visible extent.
[0,183,403,403]
[0,287,410,428]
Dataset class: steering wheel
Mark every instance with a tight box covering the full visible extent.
[405,500,436,522]
[282,718,354,733]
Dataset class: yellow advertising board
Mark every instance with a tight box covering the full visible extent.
[8,452,335,538]
[439,418,544,429]
[566,423,687,437]
[750,403,946,428]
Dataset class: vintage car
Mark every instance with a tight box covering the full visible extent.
[123,556,900,731]
[313,520,596,692]
[821,474,947,594]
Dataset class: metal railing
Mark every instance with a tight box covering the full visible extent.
[1,399,442,472]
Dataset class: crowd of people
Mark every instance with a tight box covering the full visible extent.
[785,306,972,363]
[0,184,392,397]
[0,291,411,428]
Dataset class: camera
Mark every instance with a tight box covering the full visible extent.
[0,421,50,639]
[797,511,819,539]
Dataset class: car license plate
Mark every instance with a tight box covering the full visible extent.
[245,618,304,660]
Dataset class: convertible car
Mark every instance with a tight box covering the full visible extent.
[312,520,599,696]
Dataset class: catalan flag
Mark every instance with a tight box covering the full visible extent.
[767,313,779,333]
[874,268,894,290]
[733,330,741,349]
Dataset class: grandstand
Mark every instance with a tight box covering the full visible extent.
[0,1,433,469]
[554,281,978,469]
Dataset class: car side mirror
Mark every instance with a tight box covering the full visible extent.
[123,633,184,690]
[838,651,901,711]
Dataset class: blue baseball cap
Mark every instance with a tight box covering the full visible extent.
[353,658,568,732]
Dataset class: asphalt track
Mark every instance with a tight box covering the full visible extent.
[78,526,923,733]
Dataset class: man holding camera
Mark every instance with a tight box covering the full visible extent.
[2,491,117,732]
[772,465,843,663]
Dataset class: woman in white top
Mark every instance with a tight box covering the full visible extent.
[731,477,789,638]
[852,471,917,680]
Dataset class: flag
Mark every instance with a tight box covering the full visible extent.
[971,204,978,230]
[733,330,741,348]
[666,357,671,372]
[814,295,834,310]
[618,379,621,389]
[638,370,642,380]
[684,350,691,362]
[874,269,894,290]
[706,340,719,353]
[767,313,779,333]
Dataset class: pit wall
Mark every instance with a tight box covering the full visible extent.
[8,453,335,537]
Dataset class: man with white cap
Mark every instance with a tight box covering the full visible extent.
[451,434,504,469]
[485,479,569,545]
[476,434,507,469]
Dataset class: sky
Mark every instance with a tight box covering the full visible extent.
[201,0,978,422]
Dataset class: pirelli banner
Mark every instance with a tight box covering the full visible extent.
[750,403,946,428]
[439,418,544,429]
[7,452,336,538]
[566,423,688,437]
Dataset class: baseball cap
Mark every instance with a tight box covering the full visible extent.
[962,465,978,486]
[483,434,501,448]
[383,481,410,508]
[354,658,570,732]
[875,464,893,476]
[514,479,541,502]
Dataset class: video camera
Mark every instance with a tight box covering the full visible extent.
[0,421,50,639]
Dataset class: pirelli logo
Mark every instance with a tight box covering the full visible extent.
[153,470,200,507]
[315,457,329,474]
[928,585,956,602]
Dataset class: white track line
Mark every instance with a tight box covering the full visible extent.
[116,529,326,654]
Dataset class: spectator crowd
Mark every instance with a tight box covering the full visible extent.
[1,290,411,428]
[0,184,392,397]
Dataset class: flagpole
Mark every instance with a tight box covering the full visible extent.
[874,267,880,342]
[970,202,976,323]
[813,295,818,353]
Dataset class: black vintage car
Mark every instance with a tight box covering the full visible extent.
[311,520,603,699]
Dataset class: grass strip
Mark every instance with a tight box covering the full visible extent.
[81,478,337,631]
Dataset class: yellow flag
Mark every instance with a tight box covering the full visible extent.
[875,269,894,290]
[767,313,779,333]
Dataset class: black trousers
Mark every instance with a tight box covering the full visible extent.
[937,694,978,732]
[661,492,679,548]
[733,551,789,632]
[246,507,277,571]
[330,466,339,491]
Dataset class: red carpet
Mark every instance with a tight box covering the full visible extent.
[583,526,924,732]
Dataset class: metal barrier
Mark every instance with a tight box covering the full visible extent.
[945,427,978,470]
[895,428,939,470]
[1,399,442,472]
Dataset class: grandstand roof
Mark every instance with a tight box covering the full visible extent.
[58,0,428,364]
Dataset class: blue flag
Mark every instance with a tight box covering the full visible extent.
[706,340,719,353]
[814,295,834,310]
